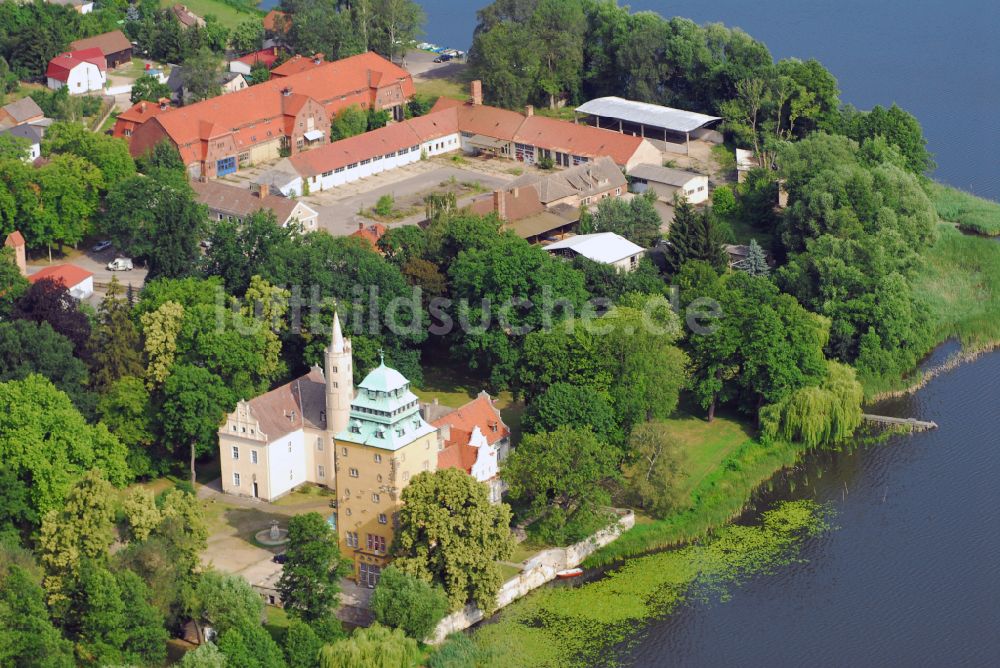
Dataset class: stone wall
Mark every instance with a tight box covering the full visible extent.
[427,509,635,644]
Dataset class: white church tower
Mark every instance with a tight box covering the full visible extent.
[325,311,353,435]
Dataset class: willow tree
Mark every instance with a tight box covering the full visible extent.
[760,360,863,447]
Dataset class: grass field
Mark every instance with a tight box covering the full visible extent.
[159,0,259,30]
[583,413,809,567]
[413,77,468,102]
[930,182,1000,236]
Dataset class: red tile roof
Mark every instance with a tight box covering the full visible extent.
[515,115,646,167]
[432,393,509,447]
[112,99,171,138]
[271,54,325,78]
[129,52,413,167]
[4,231,25,248]
[234,48,281,69]
[46,48,106,81]
[263,9,289,33]
[28,264,93,288]
[350,223,388,248]
[437,429,479,474]
[289,120,423,176]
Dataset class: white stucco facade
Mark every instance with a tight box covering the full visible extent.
[48,62,105,94]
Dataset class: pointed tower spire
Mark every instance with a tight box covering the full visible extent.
[325,309,353,435]
[331,309,345,353]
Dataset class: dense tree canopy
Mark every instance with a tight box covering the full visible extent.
[393,468,515,611]
[277,512,346,622]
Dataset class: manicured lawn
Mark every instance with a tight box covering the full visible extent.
[509,540,548,565]
[498,563,521,581]
[667,414,756,499]
[414,77,468,102]
[158,0,259,30]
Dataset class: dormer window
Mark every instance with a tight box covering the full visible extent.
[375,429,384,439]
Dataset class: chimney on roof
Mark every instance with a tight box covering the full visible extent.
[470,80,482,106]
[282,86,292,96]
[357,222,365,231]
[525,104,534,117]
[139,101,146,113]
[312,53,324,64]
[158,97,169,110]
[493,189,506,221]
[257,183,269,199]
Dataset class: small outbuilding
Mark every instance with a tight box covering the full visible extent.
[28,264,94,300]
[545,232,646,271]
[0,97,45,129]
[69,30,133,68]
[628,164,709,204]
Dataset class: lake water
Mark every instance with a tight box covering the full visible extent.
[414,0,1000,202]
[617,350,1000,666]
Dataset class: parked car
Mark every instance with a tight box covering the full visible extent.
[92,240,112,252]
[107,257,133,271]
[433,53,454,63]
[272,553,288,564]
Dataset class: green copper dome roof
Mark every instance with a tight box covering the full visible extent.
[358,362,409,394]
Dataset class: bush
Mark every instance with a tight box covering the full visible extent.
[374,194,395,217]
[428,633,488,668]
[537,154,554,170]
[370,566,448,641]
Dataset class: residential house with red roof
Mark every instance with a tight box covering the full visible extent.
[126,51,413,180]
[46,48,106,94]
[28,264,94,300]
[229,47,283,76]
[350,222,388,250]
[429,391,511,503]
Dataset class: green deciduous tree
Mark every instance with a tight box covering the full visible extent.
[140,300,185,388]
[621,422,687,518]
[179,641,227,668]
[217,622,287,668]
[329,105,368,140]
[102,173,206,279]
[370,565,448,641]
[0,376,128,536]
[580,190,662,247]
[522,382,621,446]
[182,47,223,102]
[277,512,346,622]
[283,620,324,668]
[503,425,618,543]
[0,565,75,667]
[393,468,514,611]
[317,624,418,668]
[760,360,864,447]
[97,376,157,476]
[130,73,172,104]
[192,570,264,637]
[42,121,135,189]
[0,319,91,411]
[231,18,264,54]
[161,364,235,483]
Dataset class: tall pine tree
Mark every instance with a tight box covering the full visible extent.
[664,197,727,275]
[88,277,143,391]
[742,239,770,276]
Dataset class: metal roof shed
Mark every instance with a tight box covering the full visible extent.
[574,96,721,152]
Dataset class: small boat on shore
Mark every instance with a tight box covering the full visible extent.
[556,568,584,579]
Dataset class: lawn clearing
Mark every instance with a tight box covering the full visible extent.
[414,77,468,102]
[158,0,259,30]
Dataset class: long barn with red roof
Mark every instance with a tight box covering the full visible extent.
[126,52,413,180]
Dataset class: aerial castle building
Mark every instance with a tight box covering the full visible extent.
[218,313,438,585]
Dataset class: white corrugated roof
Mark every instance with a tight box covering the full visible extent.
[545,232,645,264]
[575,97,721,133]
